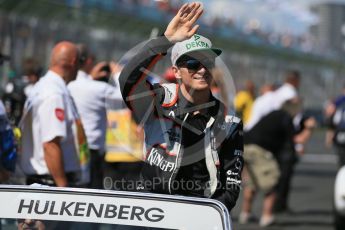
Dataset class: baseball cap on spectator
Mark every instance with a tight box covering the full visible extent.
[171,34,222,66]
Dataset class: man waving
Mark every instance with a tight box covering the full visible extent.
[119,2,243,212]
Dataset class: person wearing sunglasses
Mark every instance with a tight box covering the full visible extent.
[119,2,243,212]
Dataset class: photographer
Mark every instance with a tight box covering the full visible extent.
[68,44,123,188]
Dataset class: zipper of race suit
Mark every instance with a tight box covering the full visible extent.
[168,113,189,194]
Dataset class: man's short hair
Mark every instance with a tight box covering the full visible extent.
[76,44,90,66]
[23,58,41,76]
[285,70,300,82]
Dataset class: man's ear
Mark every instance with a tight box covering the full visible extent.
[71,56,78,66]
[172,66,181,80]
[86,57,94,66]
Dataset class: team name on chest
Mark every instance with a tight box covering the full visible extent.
[147,149,175,172]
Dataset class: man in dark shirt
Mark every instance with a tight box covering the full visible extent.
[245,110,295,158]
[119,2,244,212]
[240,101,296,227]
[174,91,222,197]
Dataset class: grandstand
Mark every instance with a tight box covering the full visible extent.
[0,0,344,111]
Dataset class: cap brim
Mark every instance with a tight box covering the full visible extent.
[211,48,222,56]
[175,48,222,64]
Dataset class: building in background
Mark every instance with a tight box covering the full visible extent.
[310,3,345,55]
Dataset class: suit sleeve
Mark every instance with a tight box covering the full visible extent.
[119,36,173,123]
[39,94,67,143]
[213,121,244,212]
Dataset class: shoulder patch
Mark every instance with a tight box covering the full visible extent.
[55,108,65,122]
[225,115,241,124]
[161,83,178,107]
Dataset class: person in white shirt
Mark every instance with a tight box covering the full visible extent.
[243,71,301,215]
[244,86,276,131]
[68,44,122,188]
[245,70,300,131]
[273,73,299,110]
[21,41,82,187]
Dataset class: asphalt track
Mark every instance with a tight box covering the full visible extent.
[232,130,338,230]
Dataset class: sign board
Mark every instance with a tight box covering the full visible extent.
[0,185,231,230]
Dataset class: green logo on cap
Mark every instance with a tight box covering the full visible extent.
[194,34,200,41]
[186,38,210,50]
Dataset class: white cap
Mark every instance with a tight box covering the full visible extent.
[171,34,222,65]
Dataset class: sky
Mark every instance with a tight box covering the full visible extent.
[194,0,345,35]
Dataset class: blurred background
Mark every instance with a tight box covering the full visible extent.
[1,0,345,229]
[1,0,345,111]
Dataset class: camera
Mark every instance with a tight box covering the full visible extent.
[100,64,111,73]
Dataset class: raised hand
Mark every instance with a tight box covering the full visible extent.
[90,61,109,80]
[109,61,123,76]
[164,2,203,43]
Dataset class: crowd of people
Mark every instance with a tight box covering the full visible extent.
[234,73,318,227]
[233,70,345,227]
[63,0,319,54]
[0,2,345,229]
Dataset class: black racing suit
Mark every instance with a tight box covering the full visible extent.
[119,36,243,211]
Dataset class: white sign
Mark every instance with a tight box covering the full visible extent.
[0,186,231,230]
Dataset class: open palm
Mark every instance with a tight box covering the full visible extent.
[164,2,203,43]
